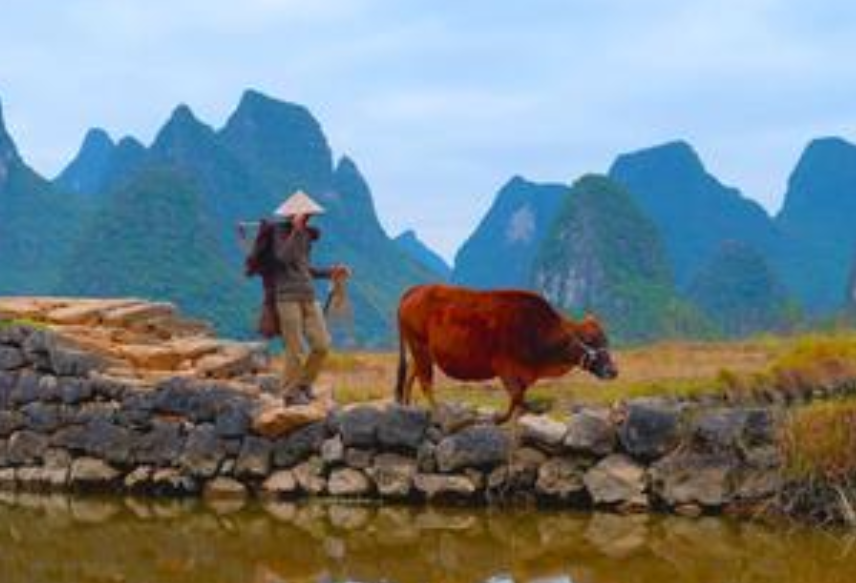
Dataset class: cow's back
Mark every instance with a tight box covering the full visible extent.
[398,285,567,381]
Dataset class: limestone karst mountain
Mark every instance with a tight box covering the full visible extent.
[687,240,793,337]
[775,137,856,311]
[531,174,709,343]
[394,230,451,280]
[0,98,89,294]
[452,176,568,289]
[608,141,781,289]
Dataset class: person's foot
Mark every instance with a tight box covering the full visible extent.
[284,384,315,406]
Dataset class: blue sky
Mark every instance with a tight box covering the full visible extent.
[2,0,856,261]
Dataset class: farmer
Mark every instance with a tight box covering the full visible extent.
[245,191,350,405]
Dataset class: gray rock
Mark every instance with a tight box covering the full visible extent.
[153,378,198,417]
[61,402,117,426]
[742,408,776,446]
[321,435,345,465]
[0,410,24,437]
[486,447,547,498]
[43,448,72,469]
[565,408,616,456]
[83,420,134,465]
[272,421,327,468]
[414,474,477,499]
[235,436,272,477]
[7,430,48,465]
[0,323,32,346]
[151,468,198,495]
[368,453,418,498]
[0,346,26,370]
[21,402,62,432]
[377,405,430,451]
[734,467,782,501]
[336,405,383,448]
[214,398,252,438]
[11,371,42,406]
[50,346,102,377]
[89,374,131,400]
[203,477,248,500]
[37,375,62,402]
[58,377,93,405]
[435,425,510,472]
[431,402,480,434]
[583,454,647,507]
[132,419,185,465]
[0,370,16,407]
[124,466,154,492]
[618,401,681,461]
[261,470,298,497]
[180,424,228,478]
[293,457,326,494]
[21,330,53,370]
[118,391,157,428]
[416,441,437,473]
[344,448,374,469]
[16,466,49,491]
[519,414,568,451]
[327,468,372,497]
[536,457,586,500]
[0,467,16,488]
[650,451,735,508]
[50,425,89,452]
[69,457,121,488]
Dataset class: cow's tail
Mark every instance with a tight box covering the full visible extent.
[395,317,407,404]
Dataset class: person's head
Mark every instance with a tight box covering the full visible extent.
[274,191,326,222]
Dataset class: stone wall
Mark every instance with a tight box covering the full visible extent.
[0,303,787,517]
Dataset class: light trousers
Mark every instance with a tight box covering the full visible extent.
[276,300,331,393]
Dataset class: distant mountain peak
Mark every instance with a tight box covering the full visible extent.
[154,104,213,146]
[82,127,114,150]
[220,88,333,194]
[54,127,116,194]
[610,140,706,182]
[394,229,452,280]
[0,97,21,168]
[452,176,569,289]
[230,89,314,126]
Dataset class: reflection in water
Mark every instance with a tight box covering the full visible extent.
[0,492,852,583]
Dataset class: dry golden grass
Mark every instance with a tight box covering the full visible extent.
[269,331,856,417]
[265,332,853,415]
[781,398,856,482]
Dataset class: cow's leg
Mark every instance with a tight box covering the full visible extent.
[495,377,527,425]
[408,341,437,409]
[403,365,418,405]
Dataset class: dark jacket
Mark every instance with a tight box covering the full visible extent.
[244,220,327,338]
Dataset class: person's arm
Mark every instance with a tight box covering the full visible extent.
[310,266,335,279]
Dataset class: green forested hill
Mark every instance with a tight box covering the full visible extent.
[687,240,793,337]
[51,91,439,344]
[0,101,90,294]
[532,174,710,343]
[453,176,569,289]
[58,167,254,332]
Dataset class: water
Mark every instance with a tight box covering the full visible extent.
[0,493,853,583]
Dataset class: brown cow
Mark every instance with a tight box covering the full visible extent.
[395,284,618,423]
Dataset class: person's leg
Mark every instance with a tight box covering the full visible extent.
[300,300,332,388]
[276,301,305,395]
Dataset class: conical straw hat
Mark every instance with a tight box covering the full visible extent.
[274,190,326,217]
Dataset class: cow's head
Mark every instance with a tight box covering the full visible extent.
[563,314,618,380]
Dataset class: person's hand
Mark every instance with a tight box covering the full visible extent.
[332,264,351,280]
